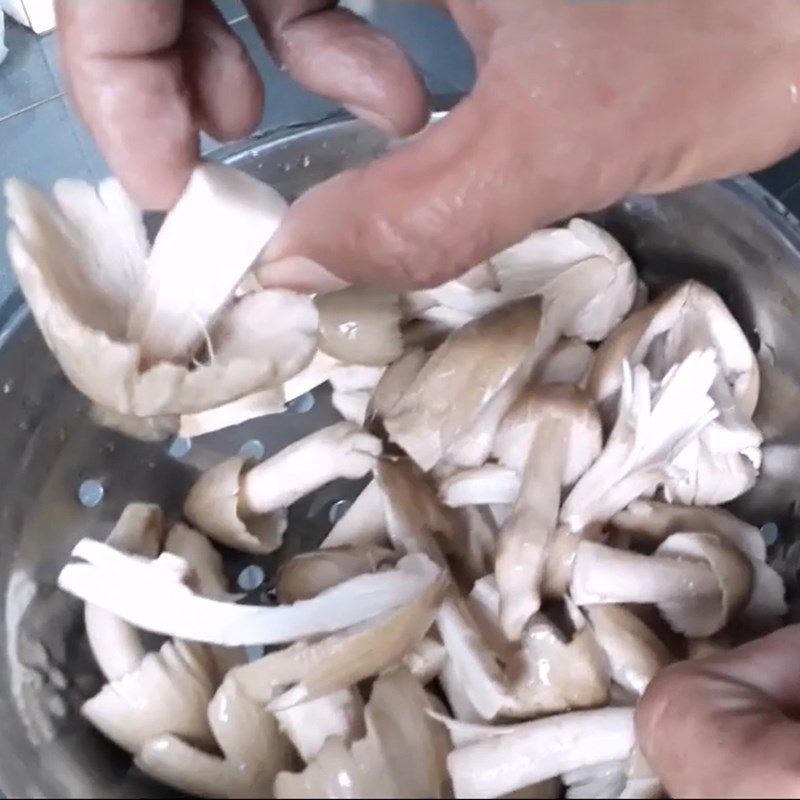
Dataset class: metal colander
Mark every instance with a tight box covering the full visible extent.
[2,114,800,798]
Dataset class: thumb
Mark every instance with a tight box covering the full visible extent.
[637,625,800,799]
[261,67,578,290]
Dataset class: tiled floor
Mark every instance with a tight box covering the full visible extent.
[2,2,800,309]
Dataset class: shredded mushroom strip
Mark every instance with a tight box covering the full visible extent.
[32,188,780,800]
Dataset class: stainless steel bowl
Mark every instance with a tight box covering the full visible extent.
[2,114,800,798]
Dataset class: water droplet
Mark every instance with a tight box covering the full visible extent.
[761,521,779,547]
[2,379,13,394]
[288,392,315,414]
[239,439,265,462]
[301,155,311,168]
[328,499,352,524]
[78,479,104,508]
[167,437,192,459]
[238,564,265,591]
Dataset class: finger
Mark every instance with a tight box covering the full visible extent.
[56,0,197,209]
[256,256,348,293]
[263,62,569,289]
[638,626,800,799]
[181,0,265,142]
[244,0,429,137]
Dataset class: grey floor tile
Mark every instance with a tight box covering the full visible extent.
[0,19,59,119]
[0,96,95,303]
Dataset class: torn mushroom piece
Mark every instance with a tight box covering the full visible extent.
[59,539,443,647]
[588,280,762,505]
[229,571,447,708]
[321,479,389,549]
[316,287,403,366]
[84,503,164,682]
[5,169,318,428]
[583,605,672,696]
[493,385,601,639]
[610,500,787,632]
[184,422,381,553]
[447,707,636,799]
[383,297,545,471]
[439,464,520,509]
[568,533,753,637]
[275,667,449,799]
[82,639,218,756]
[275,545,396,603]
[136,676,293,799]
[560,351,719,536]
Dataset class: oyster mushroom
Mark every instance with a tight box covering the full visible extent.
[560,351,719,535]
[321,480,389,549]
[5,170,318,424]
[440,465,520,508]
[82,639,218,755]
[562,760,627,800]
[276,545,396,603]
[83,503,163,682]
[164,523,236,601]
[316,287,403,366]
[184,422,381,553]
[225,569,446,708]
[368,347,429,422]
[404,636,448,684]
[331,389,371,424]
[383,297,545,471]
[610,500,787,630]
[59,540,443,646]
[275,667,450,799]
[540,338,595,387]
[584,605,672,696]
[493,385,602,639]
[275,688,364,762]
[568,533,753,637]
[178,387,285,438]
[588,281,761,505]
[136,676,293,799]
[447,707,636,798]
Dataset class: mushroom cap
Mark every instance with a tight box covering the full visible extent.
[368,347,428,422]
[316,287,403,366]
[655,532,754,637]
[383,297,544,471]
[493,384,602,480]
[5,177,318,421]
[588,281,759,418]
[184,457,287,554]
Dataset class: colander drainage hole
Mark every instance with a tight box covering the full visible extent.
[288,392,315,414]
[77,479,104,508]
[760,522,779,547]
[239,439,266,461]
[238,564,265,592]
[328,499,352,524]
[167,437,192,459]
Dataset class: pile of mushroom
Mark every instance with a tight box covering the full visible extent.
[7,165,785,798]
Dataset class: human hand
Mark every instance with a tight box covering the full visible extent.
[55,0,428,208]
[638,625,800,798]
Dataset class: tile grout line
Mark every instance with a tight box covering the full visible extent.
[0,93,63,125]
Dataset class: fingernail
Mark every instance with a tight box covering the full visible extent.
[256,255,348,294]
[343,103,399,138]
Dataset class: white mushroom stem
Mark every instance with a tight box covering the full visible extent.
[127,163,289,365]
[570,534,753,637]
[584,605,672,696]
[59,541,442,646]
[239,422,382,515]
[178,388,285,438]
[447,707,635,799]
[403,636,448,684]
[560,350,720,534]
[84,503,163,682]
[440,465,520,508]
[321,479,388,549]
